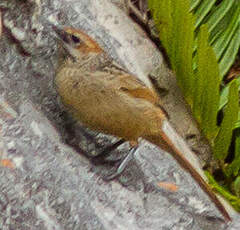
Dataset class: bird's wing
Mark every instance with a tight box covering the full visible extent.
[95,68,160,105]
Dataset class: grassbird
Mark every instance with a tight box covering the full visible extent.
[52,25,231,222]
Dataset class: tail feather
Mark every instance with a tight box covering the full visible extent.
[145,119,231,222]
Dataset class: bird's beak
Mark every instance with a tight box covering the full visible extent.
[51,24,79,61]
[51,24,70,44]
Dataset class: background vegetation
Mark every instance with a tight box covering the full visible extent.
[148,0,240,210]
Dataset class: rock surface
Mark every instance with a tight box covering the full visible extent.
[0,0,238,229]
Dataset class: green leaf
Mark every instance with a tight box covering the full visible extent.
[149,0,173,59]
[205,0,235,34]
[225,130,240,177]
[171,0,195,103]
[219,78,240,131]
[234,176,240,198]
[235,112,240,129]
[213,80,239,160]
[190,0,201,12]
[194,0,217,28]
[208,2,238,45]
[205,171,240,211]
[149,0,195,104]
[219,24,240,78]
[148,0,154,9]
[192,26,207,122]
[193,25,220,141]
[212,3,240,62]
[219,77,240,111]
[206,171,236,201]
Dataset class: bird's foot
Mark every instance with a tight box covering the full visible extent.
[103,146,137,180]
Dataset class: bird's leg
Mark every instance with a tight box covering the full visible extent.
[103,141,138,180]
[91,139,125,165]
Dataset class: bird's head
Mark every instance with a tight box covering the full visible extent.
[52,25,103,60]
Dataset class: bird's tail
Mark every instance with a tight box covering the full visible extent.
[145,119,231,222]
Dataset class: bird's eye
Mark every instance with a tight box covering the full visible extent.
[71,34,80,43]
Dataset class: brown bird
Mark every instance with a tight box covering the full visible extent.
[52,25,231,222]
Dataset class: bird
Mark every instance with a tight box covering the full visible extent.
[51,24,231,222]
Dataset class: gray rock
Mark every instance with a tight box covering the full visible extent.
[0,0,238,229]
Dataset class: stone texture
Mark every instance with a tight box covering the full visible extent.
[0,0,238,229]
